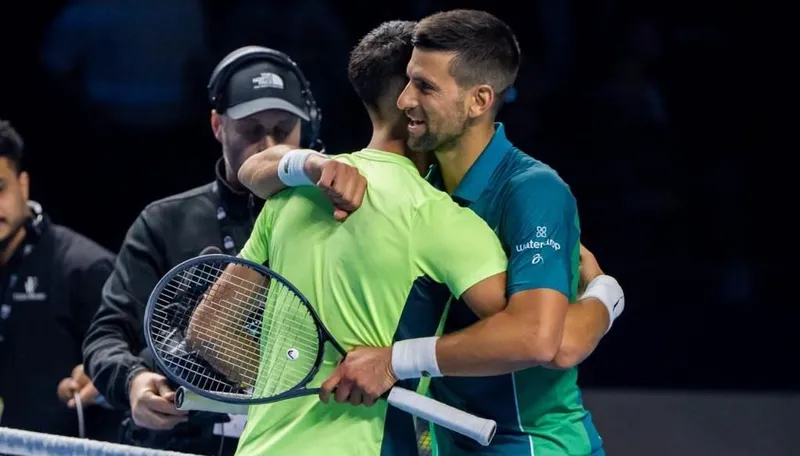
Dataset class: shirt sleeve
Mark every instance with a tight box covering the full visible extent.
[502,170,581,298]
[239,199,274,264]
[82,213,165,409]
[411,197,508,298]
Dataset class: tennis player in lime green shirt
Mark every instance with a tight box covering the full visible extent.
[234,21,510,456]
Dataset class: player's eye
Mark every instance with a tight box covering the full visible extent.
[414,80,432,93]
[271,127,289,143]
[240,125,266,143]
[271,119,297,142]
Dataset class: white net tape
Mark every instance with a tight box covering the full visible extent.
[0,427,201,456]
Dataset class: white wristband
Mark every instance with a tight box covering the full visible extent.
[391,337,442,380]
[580,275,624,333]
[277,149,323,187]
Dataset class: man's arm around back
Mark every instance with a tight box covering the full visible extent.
[239,144,366,221]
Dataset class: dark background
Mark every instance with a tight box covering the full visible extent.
[0,0,791,394]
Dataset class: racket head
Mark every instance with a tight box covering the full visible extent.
[144,254,327,405]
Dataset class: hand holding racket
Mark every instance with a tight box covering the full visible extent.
[320,346,397,407]
[144,254,497,446]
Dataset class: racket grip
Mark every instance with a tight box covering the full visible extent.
[387,387,496,446]
[174,386,249,415]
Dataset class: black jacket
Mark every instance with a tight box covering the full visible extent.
[0,202,121,441]
[82,159,261,453]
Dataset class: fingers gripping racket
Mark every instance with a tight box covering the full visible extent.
[144,254,496,446]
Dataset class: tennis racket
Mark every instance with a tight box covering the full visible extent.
[144,253,496,446]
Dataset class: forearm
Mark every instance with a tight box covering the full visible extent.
[238,146,327,199]
[187,293,260,385]
[434,311,553,376]
[548,274,625,369]
[238,148,290,199]
[431,297,606,376]
[188,310,260,385]
[393,289,568,379]
[547,298,609,369]
[83,315,147,409]
[186,265,266,385]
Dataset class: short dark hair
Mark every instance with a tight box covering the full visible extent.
[413,10,520,111]
[0,120,23,172]
[348,20,416,110]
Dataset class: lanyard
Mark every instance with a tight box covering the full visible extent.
[212,181,243,256]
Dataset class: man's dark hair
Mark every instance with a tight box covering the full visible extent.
[348,20,416,112]
[0,120,24,172]
[413,10,520,113]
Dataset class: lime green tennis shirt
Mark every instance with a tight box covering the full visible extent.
[235,149,507,456]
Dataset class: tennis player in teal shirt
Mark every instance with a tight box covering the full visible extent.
[239,11,625,456]
[326,11,623,456]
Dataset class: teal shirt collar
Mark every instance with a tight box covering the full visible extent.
[427,123,512,203]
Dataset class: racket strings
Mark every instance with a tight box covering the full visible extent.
[152,273,265,386]
[188,264,318,385]
[165,265,321,384]
[251,282,320,397]
[175,263,321,349]
[149,260,321,399]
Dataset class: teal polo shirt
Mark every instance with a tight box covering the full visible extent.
[426,124,604,456]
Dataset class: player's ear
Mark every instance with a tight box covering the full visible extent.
[467,85,494,119]
[210,110,223,142]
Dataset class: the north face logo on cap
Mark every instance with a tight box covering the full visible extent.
[252,72,284,90]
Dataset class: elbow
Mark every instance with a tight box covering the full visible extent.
[238,164,280,200]
[237,158,260,193]
[548,331,598,369]
[520,332,561,366]
[548,344,585,370]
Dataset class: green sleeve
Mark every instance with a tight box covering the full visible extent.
[411,197,508,298]
[239,201,273,264]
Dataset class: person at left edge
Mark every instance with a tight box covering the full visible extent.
[82,46,322,456]
[0,119,123,442]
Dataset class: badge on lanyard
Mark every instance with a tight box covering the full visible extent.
[213,182,239,255]
[213,414,247,438]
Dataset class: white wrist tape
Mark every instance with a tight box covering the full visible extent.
[277,149,323,187]
[581,275,625,333]
[391,337,442,380]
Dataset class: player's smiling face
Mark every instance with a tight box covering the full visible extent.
[397,49,471,153]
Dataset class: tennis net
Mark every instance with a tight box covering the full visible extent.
[0,427,201,456]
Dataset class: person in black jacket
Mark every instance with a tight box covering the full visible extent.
[0,120,122,441]
[82,46,322,456]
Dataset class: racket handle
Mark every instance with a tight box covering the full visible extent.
[387,387,496,446]
[174,386,249,415]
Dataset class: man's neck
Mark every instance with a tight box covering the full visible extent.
[435,122,496,194]
[367,128,432,176]
[0,226,27,267]
[367,115,418,157]
[366,129,408,157]
[223,165,247,193]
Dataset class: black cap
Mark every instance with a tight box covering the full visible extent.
[220,61,310,121]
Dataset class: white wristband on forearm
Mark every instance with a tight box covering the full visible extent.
[391,337,443,380]
[581,275,625,333]
[277,149,323,187]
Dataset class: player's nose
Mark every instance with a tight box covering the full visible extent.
[396,82,416,111]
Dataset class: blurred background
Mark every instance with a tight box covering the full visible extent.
[0,0,791,454]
